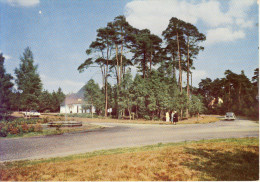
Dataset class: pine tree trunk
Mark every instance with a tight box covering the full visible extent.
[115,45,120,86]
[105,42,109,117]
[105,68,108,117]
[172,56,176,83]
[186,36,190,118]
[143,52,146,79]
[190,72,192,94]
[119,29,124,85]
[176,31,182,93]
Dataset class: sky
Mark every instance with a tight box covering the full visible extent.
[0,0,259,94]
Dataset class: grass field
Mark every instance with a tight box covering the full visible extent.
[0,137,258,181]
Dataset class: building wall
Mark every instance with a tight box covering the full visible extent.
[60,104,82,113]
[60,104,96,114]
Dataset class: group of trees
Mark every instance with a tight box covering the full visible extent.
[79,15,207,120]
[197,69,259,118]
[1,15,258,120]
[0,47,65,118]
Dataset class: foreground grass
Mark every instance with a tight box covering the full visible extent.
[0,137,258,181]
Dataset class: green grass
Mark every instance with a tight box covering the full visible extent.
[5,130,63,138]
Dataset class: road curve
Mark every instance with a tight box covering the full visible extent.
[0,119,258,162]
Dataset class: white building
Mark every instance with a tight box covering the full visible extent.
[60,94,95,114]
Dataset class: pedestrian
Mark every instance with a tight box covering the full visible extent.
[171,111,174,123]
[166,111,170,122]
[173,111,178,125]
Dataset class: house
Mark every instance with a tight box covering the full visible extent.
[60,93,95,114]
[208,97,223,108]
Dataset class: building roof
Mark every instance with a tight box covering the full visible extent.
[61,93,85,106]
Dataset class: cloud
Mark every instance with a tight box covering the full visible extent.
[3,0,40,7]
[0,50,12,60]
[206,27,245,45]
[125,0,256,44]
[190,70,207,87]
[40,74,85,94]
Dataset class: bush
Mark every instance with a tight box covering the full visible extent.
[43,117,50,123]
[143,115,150,120]
[153,116,160,121]
[28,125,35,132]
[21,123,29,133]
[10,126,20,135]
[0,119,45,137]
[34,124,43,132]
[0,127,8,137]
[0,123,4,130]
[18,126,23,134]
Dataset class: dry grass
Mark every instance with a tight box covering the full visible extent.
[180,116,219,124]
[0,138,258,181]
[11,112,220,125]
[39,113,219,125]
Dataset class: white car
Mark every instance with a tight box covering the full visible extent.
[224,112,236,121]
[23,110,41,117]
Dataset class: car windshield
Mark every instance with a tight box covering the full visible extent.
[226,112,234,116]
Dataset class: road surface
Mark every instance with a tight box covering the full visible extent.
[0,119,258,162]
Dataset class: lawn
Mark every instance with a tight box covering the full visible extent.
[0,137,258,181]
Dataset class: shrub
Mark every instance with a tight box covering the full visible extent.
[34,123,43,132]
[0,123,4,130]
[10,126,20,135]
[0,127,8,137]
[153,116,160,121]
[21,123,29,133]
[143,115,150,120]
[43,117,50,123]
[18,126,23,134]
[28,125,35,132]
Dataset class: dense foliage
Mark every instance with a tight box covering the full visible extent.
[80,15,258,120]
[79,15,207,120]
[197,69,259,118]
[15,47,43,111]
[0,53,14,118]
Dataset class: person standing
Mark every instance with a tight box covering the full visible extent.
[171,111,174,123]
[173,111,178,125]
[166,112,170,122]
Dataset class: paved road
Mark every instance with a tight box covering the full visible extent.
[0,119,258,162]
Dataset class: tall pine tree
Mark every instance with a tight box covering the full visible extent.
[0,53,14,117]
[15,47,42,111]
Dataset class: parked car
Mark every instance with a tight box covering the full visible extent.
[23,110,41,117]
[224,112,236,120]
